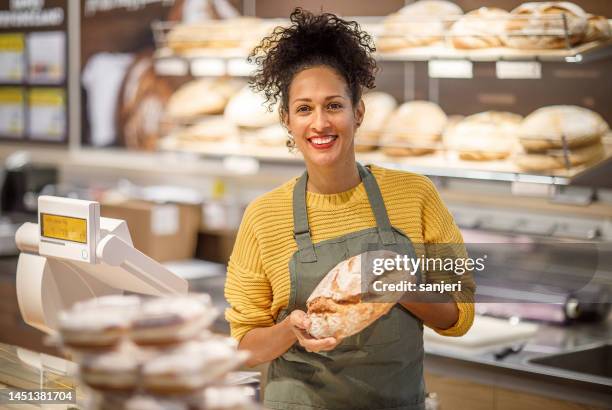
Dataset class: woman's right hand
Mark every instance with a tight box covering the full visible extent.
[287,310,341,353]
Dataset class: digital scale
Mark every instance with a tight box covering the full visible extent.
[15,196,188,334]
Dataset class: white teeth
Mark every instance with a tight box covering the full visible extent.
[310,136,336,145]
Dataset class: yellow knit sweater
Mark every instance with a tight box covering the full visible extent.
[225,165,475,342]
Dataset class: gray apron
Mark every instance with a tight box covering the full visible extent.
[264,163,426,410]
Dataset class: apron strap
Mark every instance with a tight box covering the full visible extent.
[357,163,397,245]
[293,170,317,263]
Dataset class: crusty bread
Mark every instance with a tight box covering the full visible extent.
[515,141,605,171]
[584,14,612,42]
[307,254,394,340]
[518,105,609,152]
[175,116,238,142]
[166,17,261,52]
[224,85,278,128]
[443,111,522,161]
[450,7,509,49]
[503,2,588,49]
[355,92,397,151]
[166,78,244,120]
[379,0,463,50]
[380,101,447,156]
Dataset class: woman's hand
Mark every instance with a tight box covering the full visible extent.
[288,310,341,352]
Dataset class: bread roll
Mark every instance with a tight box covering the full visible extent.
[450,8,509,49]
[444,111,522,161]
[380,101,447,156]
[379,0,463,50]
[175,116,238,142]
[224,85,278,128]
[503,2,588,49]
[307,254,394,340]
[355,92,397,152]
[518,105,609,152]
[515,141,605,171]
[584,15,612,42]
[166,78,244,120]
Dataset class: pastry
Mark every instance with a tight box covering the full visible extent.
[503,2,588,49]
[515,141,605,171]
[175,116,238,142]
[307,253,399,340]
[443,111,522,161]
[224,85,278,128]
[80,344,145,391]
[518,105,609,152]
[130,294,218,346]
[379,0,463,50]
[166,78,244,120]
[450,8,510,49]
[58,296,140,349]
[584,14,612,42]
[355,92,397,152]
[142,338,248,393]
[380,101,447,156]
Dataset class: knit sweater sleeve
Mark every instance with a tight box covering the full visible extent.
[421,178,475,337]
[224,203,275,342]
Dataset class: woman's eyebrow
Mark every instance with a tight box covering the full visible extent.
[292,95,346,103]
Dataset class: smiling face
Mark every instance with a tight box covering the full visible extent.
[284,65,364,169]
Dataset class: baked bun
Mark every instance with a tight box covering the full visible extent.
[584,15,612,42]
[380,101,447,156]
[518,105,609,152]
[355,92,397,151]
[130,295,218,346]
[504,2,588,49]
[379,0,463,50]
[224,85,278,128]
[175,116,238,142]
[444,111,522,161]
[142,338,248,393]
[515,141,605,171]
[306,254,394,340]
[166,78,244,120]
[166,17,261,53]
[450,7,509,49]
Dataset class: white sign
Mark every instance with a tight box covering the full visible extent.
[496,61,542,79]
[191,58,225,77]
[28,88,65,141]
[28,31,65,83]
[428,60,473,79]
[0,87,25,138]
[154,58,188,76]
[0,33,25,82]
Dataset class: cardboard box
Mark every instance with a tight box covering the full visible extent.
[101,200,202,262]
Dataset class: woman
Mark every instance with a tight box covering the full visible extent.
[224,9,475,410]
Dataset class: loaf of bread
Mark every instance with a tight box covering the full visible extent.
[379,0,463,51]
[503,2,588,49]
[224,85,278,128]
[355,92,397,152]
[166,17,261,52]
[307,254,395,340]
[450,7,509,49]
[175,116,238,142]
[380,101,447,156]
[518,105,609,152]
[166,78,244,120]
[515,141,605,171]
[443,111,522,161]
[584,14,612,42]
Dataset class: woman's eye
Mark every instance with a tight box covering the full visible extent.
[296,105,311,113]
[328,102,342,110]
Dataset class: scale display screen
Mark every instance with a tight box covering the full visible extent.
[40,213,87,244]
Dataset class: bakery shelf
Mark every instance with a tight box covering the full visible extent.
[158,136,612,187]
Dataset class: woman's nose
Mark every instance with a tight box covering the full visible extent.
[312,108,330,131]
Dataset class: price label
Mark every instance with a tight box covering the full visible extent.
[191,58,225,77]
[222,156,260,175]
[496,61,542,79]
[154,58,188,76]
[428,60,473,79]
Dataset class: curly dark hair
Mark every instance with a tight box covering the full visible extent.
[248,8,378,118]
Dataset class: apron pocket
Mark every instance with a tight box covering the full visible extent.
[356,309,400,347]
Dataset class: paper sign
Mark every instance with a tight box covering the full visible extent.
[191,58,225,76]
[0,87,25,138]
[0,33,25,83]
[428,60,473,79]
[27,31,66,84]
[496,61,542,79]
[151,204,179,236]
[28,87,65,141]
